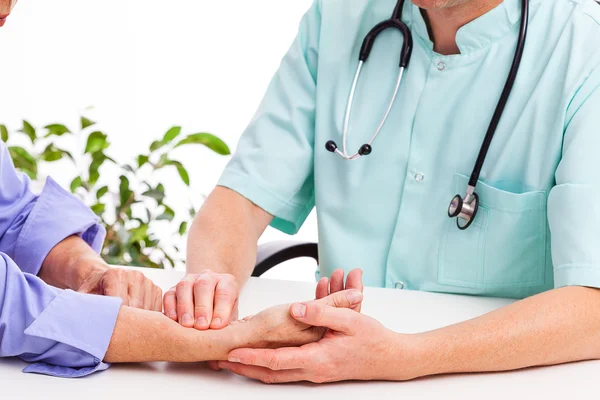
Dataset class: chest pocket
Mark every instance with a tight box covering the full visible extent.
[438,174,548,292]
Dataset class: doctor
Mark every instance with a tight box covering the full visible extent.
[169,0,600,383]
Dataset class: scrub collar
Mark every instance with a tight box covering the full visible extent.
[407,0,524,54]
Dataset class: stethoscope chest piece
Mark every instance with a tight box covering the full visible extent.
[448,192,479,230]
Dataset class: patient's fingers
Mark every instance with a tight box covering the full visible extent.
[193,271,218,330]
[176,274,197,327]
[314,289,363,310]
[163,288,177,320]
[315,277,329,299]
[329,269,345,294]
[344,269,364,312]
[210,274,238,329]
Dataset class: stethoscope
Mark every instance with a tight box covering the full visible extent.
[325,0,529,230]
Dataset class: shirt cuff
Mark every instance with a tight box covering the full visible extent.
[218,168,314,235]
[554,264,600,289]
[22,289,122,378]
[13,177,106,276]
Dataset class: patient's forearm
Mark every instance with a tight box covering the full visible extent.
[104,306,247,363]
[186,186,272,285]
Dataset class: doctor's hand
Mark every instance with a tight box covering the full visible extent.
[315,268,363,312]
[163,270,239,330]
[218,298,419,384]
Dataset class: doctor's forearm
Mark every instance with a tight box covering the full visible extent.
[186,187,273,285]
[406,286,600,378]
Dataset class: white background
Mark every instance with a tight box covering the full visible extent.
[0,0,318,280]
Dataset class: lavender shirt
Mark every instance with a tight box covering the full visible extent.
[0,142,122,377]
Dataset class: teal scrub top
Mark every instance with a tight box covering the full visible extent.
[219,0,600,299]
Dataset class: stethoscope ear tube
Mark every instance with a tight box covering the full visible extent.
[359,20,413,68]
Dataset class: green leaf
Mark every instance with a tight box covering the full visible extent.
[88,152,114,185]
[179,221,188,236]
[142,184,165,203]
[44,124,71,137]
[123,164,135,173]
[162,126,181,144]
[189,207,196,218]
[163,159,190,186]
[1,124,8,142]
[129,224,149,243]
[176,164,190,186]
[81,116,96,130]
[175,133,230,155]
[40,144,73,162]
[70,176,83,192]
[149,140,163,152]
[91,203,106,216]
[156,205,175,221]
[137,155,149,168]
[96,185,109,199]
[119,175,133,206]
[150,126,182,152]
[18,120,36,143]
[85,131,109,154]
[9,146,37,179]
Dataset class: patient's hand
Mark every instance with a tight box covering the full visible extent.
[233,289,363,351]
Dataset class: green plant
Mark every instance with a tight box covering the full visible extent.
[0,117,230,269]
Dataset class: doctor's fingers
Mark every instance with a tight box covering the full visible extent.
[210,275,238,329]
[192,271,221,329]
[175,274,199,327]
[218,361,310,384]
[163,288,178,320]
[226,344,319,371]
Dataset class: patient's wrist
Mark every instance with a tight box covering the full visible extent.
[185,321,252,362]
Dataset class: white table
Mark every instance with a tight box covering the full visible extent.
[2,268,600,399]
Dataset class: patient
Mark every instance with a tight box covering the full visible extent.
[0,0,362,378]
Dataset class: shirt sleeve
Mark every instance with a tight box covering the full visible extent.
[548,64,600,289]
[0,142,106,276]
[0,252,121,378]
[217,0,321,235]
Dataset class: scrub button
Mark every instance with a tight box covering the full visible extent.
[415,173,425,182]
[436,61,446,71]
[395,281,405,290]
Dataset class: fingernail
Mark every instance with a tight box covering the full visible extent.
[196,316,208,327]
[212,318,222,326]
[168,310,177,320]
[182,313,193,326]
[347,290,363,305]
[291,303,306,318]
[228,357,240,363]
